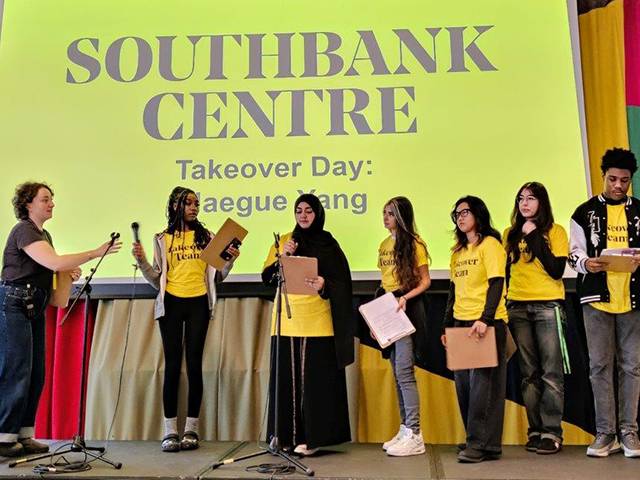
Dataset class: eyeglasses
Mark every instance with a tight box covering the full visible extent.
[517,195,537,203]
[451,209,471,222]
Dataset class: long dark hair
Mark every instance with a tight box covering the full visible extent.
[385,196,430,292]
[164,186,209,250]
[451,196,501,252]
[506,182,554,264]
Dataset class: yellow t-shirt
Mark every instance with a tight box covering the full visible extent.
[263,232,334,337]
[504,224,568,301]
[165,231,208,298]
[592,203,631,314]
[378,235,429,293]
[450,236,508,322]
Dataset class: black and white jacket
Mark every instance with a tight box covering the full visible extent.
[569,194,640,308]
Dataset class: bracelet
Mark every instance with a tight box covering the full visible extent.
[401,295,408,302]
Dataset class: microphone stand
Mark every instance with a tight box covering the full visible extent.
[9,233,123,470]
[209,233,314,476]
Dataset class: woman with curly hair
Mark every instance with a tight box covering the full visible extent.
[132,186,239,453]
[0,182,121,457]
[377,197,431,457]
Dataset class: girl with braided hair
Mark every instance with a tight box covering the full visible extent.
[132,187,239,452]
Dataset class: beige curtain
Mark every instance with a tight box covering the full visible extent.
[85,298,590,444]
[84,298,360,442]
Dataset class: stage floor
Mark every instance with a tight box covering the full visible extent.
[1,441,638,480]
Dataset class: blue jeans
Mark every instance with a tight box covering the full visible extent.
[582,304,640,434]
[507,301,565,443]
[0,282,49,442]
[454,320,508,453]
[390,335,420,432]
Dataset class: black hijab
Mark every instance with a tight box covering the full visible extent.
[291,194,355,368]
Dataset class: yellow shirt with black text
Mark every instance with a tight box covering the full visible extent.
[503,224,568,301]
[263,232,334,337]
[165,231,208,298]
[378,235,429,293]
[450,236,508,322]
[592,204,631,314]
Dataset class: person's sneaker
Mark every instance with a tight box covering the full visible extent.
[536,438,561,455]
[586,433,621,457]
[293,444,319,456]
[386,429,425,457]
[620,430,640,458]
[18,438,50,454]
[525,435,541,452]
[383,425,407,451]
[161,434,180,452]
[0,442,24,457]
[457,447,500,463]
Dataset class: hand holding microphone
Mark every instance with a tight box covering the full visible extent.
[283,234,298,256]
[130,222,147,263]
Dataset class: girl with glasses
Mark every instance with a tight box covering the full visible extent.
[442,196,508,463]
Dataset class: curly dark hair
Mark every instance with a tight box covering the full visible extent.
[164,186,209,250]
[12,182,54,220]
[600,148,638,175]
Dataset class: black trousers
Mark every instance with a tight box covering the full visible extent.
[453,320,508,453]
[158,292,210,418]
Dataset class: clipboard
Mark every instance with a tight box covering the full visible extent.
[200,218,248,270]
[598,248,640,273]
[280,255,318,295]
[445,326,498,371]
[50,271,73,308]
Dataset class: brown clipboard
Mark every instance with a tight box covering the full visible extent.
[50,271,73,308]
[200,218,248,270]
[445,326,498,371]
[598,255,639,273]
[280,256,318,295]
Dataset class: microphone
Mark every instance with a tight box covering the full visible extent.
[131,222,140,243]
[285,233,298,256]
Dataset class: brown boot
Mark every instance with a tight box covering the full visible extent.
[0,442,24,457]
[19,438,50,454]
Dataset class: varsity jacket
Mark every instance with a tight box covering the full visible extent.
[568,194,640,308]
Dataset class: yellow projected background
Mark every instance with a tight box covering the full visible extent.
[0,0,586,277]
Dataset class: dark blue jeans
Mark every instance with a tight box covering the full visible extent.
[507,300,565,443]
[453,320,508,453]
[0,282,48,442]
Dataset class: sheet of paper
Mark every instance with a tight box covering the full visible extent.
[359,292,416,349]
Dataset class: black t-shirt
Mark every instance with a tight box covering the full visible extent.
[1,220,54,290]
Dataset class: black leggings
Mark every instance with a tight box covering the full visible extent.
[158,292,210,418]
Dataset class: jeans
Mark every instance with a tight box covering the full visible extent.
[390,335,420,432]
[0,282,49,442]
[508,301,565,442]
[582,304,640,434]
[454,320,508,453]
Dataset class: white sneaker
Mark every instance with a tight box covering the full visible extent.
[383,424,407,451]
[293,444,319,456]
[386,429,425,457]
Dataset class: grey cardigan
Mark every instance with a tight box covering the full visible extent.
[138,232,233,319]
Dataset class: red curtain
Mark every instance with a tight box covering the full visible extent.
[35,301,97,439]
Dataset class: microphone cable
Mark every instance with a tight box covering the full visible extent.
[103,262,139,451]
